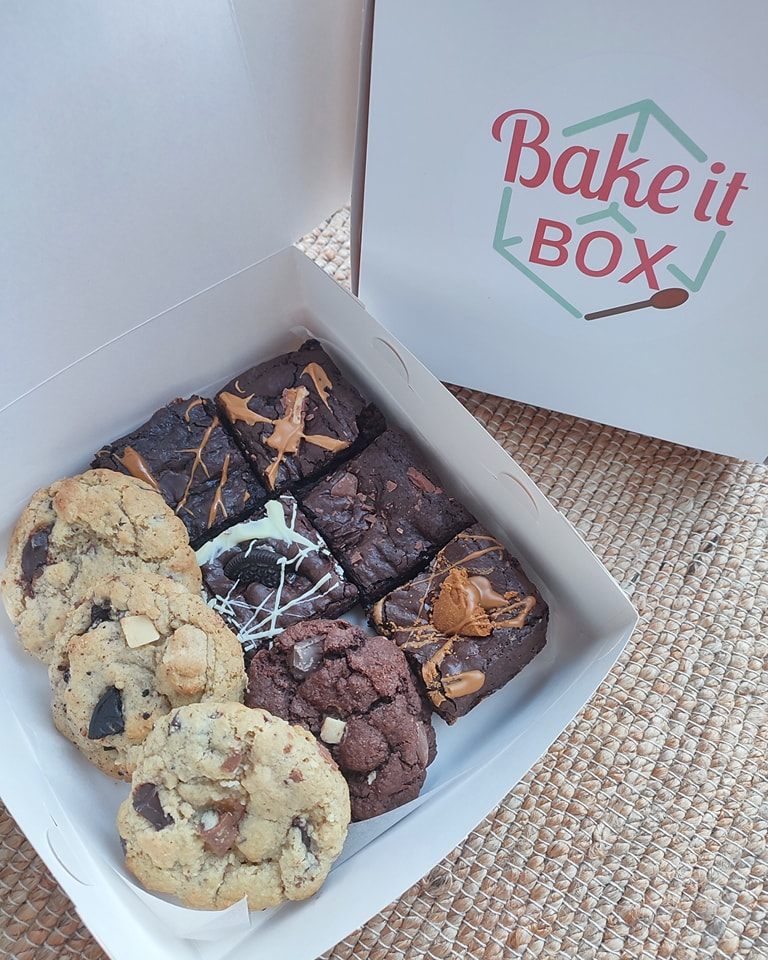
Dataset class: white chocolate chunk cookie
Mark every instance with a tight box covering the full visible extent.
[1,470,202,662]
[49,573,245,780]
[117,701,350,911]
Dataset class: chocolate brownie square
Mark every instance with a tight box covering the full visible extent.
[215,339,384,493]
[196,495,359,659]
[368,523,549,724]
[296,428,475,605]
[92,395,266,548]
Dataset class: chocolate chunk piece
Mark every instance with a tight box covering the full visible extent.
[20,525,52,595]
[92,395,266,547]
[297,428,475,605]
[133,783,174,830]
[215,339,384,493]
[88,685,125,739]
[369,523,549,723]
[246,618,436,821]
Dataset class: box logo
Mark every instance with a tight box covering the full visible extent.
[491,100,749,321]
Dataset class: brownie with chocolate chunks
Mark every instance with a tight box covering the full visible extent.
[245,618,436,821]
[296,427,475,606]
[196,495,359,661]
[92,395,265,548]
[368,523,548,724]
[215,339,384,494]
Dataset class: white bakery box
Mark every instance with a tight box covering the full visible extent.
[0,4,638,960]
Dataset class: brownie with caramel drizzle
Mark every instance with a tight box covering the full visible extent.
[369,523,548,724]
[92,395,266,548]
[215,340,384,494]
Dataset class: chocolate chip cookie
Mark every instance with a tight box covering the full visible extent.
[117,700,350,910]
[49,572,245,780]
[1,470,202,663]
[245,619,436,821]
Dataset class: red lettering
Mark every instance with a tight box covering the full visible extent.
[575,232,622,277]
[716,171,748,225]
[618,238,676,289]
[644,165,689,214]
[492,109,551,187]
[529,218,571,266]
[552,146,601,198]
[596,134,649,207]
[693,162,725,222]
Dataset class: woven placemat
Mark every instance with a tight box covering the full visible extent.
[2,207,766,960]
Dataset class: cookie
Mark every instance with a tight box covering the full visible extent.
[117,701,350,911]
[245,619,436,821]
[1,470,202,662]
[49,573,245,780]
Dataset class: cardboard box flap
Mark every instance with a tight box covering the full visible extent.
[355,0,768,462]
[1,0,363,409]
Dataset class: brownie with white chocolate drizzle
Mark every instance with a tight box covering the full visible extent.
[196,496,359,660]
[368,523,548,724]
[92,395,266,548]
[215,340,384,494]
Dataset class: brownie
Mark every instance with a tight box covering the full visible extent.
[296,428,475,605]
[368,523,548,724]
[245,618,436,821]
[92,395,265,548]
[215,339,384,493]
[196,496,359,659]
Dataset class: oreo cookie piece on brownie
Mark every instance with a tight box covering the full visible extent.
[196,496,359,660]
[296,428,475,605]
[369,523,549,724]
[246,618,436,821]
[92,395,266,548]
[215,339,384,493]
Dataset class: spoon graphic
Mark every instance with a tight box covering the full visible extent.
[584,287,689,321]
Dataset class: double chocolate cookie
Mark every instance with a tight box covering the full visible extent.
[117,701,350,910]
[246,619,436,821]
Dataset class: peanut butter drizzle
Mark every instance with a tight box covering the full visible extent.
[177,408,225,519]
[117,447,160,492]
[207,453,231,526]
[220,384,351,490]
[301,362,333,409]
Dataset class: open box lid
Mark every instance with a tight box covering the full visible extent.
[354,0,768,462]
[1,0,364,409]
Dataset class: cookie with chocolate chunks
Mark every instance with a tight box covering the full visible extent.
[246,618,436,821]
[49,572,245,780]
[215,339,384,493]
[369,523,549,724]
[1,470,202,663]
[117,701,350,910]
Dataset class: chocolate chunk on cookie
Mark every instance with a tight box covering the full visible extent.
[117,701,350,910]
[49,572,245,780]
[1,470,202,662]
[246,619,436,821]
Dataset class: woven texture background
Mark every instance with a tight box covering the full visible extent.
[2,207,766,960]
